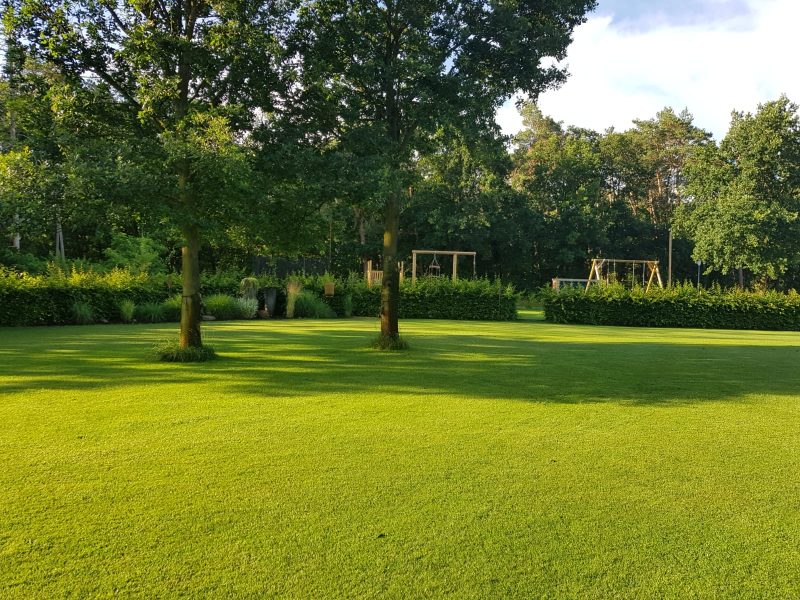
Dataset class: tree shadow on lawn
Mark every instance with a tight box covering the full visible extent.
[1,321,799,406]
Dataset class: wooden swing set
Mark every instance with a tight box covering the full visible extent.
[411,250,477,282]
[586,258,664,292]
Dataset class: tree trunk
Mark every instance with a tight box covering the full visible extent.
[737,268,745,290]
[180,225,203,348]
[380,190,400,338]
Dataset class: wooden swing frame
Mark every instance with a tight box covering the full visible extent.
[411,250,477,283]
[586,258,664,292]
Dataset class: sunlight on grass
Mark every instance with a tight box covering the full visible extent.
[1,318,799,598]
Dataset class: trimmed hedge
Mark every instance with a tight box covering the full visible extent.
[302,275,517,321]
[0,268,168,326]
[0,269,517,326]
[543,283,800,331]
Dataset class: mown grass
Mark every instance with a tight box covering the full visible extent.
[1,316,799,598]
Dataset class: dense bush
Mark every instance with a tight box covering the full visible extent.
[0,267,169,326]
[292,290,336,318]
[203,294,241,320]
[71,301,94,325]
[0,268,517,326]
[543,283,800,331]
[236,297,258,319]
[135,302,167,323]
[118,299,136,323]
[153,339,217,362]
[162,296,182,322]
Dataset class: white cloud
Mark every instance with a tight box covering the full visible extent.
[496,0,800,141]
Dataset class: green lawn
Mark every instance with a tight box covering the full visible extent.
[1,316,799,598]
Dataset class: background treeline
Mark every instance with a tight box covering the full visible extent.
[2,41,799,291]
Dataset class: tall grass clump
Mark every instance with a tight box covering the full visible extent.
[342,293,354,318]
[293,290,336,318]
[286,280,302,318]
[153,339,217,362]
[203,294,240,320]
[371,333,409,351]
[162,295,182,322]
[71,301,94,325]
[239,277,259,300]
[135,302,166,323]
[236,297,258,319]
[118,299,136,323]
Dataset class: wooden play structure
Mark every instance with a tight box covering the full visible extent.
[410,250,476,283]
[585,258,664,292]
[365,260,404,287]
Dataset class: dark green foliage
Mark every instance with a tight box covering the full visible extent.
[341,294,354,318]
[153,340,217,363]
[0,268,168,326]
[292,291,336,319]
[161,296,182,322]
[371,333,409,351]
[203,294,241,321]
[0,270,516,325]
[118,299,136,323]
[236,298,258,319]
[135,302,167,324]
[70,301,94,325]
[543,284,800,331]
[294,275,517,321]
[239,277,259,300]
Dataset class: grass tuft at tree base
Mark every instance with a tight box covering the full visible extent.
[153,339,217,362]
[371,332,409,351]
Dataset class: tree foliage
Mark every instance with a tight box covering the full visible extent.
[678,97,800,281]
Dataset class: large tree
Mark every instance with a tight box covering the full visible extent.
[678,97,800,285]
[294,0,596,342]
[8,0,294,347]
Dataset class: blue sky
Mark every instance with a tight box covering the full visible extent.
[497,0,800,141]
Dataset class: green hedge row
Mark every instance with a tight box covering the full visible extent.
[543,284,800,330]
[0,268,517,326]
[303,276,517,321]
[0,270,168,326]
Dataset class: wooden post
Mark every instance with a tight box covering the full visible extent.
[654,262,664,288]
[452,254,458,280]
[586,259,596,291]
[646,263,656,292]
[411,252,417,283]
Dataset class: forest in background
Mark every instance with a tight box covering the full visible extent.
[2,17,799,292]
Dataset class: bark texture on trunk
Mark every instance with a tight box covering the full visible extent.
[380,190,400,338]
[180,225,203,348]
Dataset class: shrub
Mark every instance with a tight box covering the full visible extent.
[236,297,258,319]
[203,294,241,320]
[0,267,168,326]
[543,283,800,331]
[201,269,245,296]
[162,295,182,322]
[71,301,94,325]
[371,333,409,351]
[292,290,336,318]
[136,302,167,323]
[286,280,302,318]
[341,293,354,318]
[153,340,217,362]
[239,277,259,300]
[118,299,136,323]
